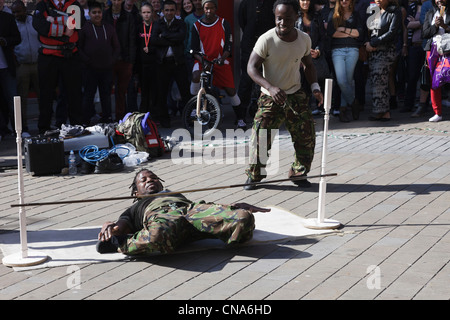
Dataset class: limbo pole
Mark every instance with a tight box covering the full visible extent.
[304,79,341,230]
[2,97,48,267]
[11,173,337,208]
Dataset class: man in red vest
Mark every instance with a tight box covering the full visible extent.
[190,0,247,129]
[33,0,85,133]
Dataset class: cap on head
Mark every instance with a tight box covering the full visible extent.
[202,0,218,8]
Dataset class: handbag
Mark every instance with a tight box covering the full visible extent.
[420,57,430,90]
[312,53,331,82]
[358,45,368,62]
[433,53,450,89]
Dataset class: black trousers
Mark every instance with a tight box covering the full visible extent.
[82,67,113,122]
[139,62,158,115]
[156,58,190,122]
[37,53,83,133]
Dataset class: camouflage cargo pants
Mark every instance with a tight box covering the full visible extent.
[246,90,316,181]
[119,201,255,255]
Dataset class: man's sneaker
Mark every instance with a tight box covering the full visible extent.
[293,176,312,188]
[311,108,324,116]
[94,153,124,174]
[289,168,312,188]
[411,105,425,118]
[96,240,118,254]
[243,176,259,191]
[96,235,126,254]
[332,108,340,116]
[429,114,442,122]
[237,119,247,129]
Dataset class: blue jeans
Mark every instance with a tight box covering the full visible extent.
[331,47,359,107]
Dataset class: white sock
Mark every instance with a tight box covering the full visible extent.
[190,82,200,95]
[229,94,241,107]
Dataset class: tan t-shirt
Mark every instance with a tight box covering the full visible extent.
[253,28,311,95]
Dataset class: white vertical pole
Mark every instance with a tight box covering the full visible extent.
[304,80,341,230]
[2,97,48,267]
[317,79,333,223]
[14,97,28,259]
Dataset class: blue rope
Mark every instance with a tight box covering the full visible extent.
[78,136,130,164]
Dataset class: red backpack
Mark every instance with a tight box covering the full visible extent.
[144,115,166,158]
[116,112,166,158]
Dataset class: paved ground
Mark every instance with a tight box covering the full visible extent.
[0,94,449,302]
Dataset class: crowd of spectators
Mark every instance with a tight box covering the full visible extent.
[0,0,448,140]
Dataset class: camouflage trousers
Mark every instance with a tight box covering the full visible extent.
[119,201,255,255]
[246,90,316,181]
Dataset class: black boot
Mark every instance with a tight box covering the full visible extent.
[339,107,350,122]
[390,96,398,109]
[243,176,259,191]
[411,103,426,118]
[351,100,360,120]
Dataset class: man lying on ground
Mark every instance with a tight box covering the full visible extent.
[97,169,270,255]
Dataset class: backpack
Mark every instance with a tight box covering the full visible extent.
[115,112,165,158]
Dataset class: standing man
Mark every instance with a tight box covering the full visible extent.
[12,0,41,137]
[0,6,21,138]
[32,0,85,134]
[238,0,276,119]
[190,0,246,129]
[151,0,191,128]
[103,0,137,122]
[244,0,323,190]
[78,1,120,124]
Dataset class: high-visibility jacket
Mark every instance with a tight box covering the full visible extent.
[32,0,83,57]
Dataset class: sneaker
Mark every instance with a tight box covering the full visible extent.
[237,119,247,129]
[96,235,126,254]
[96,240,119,254]
[411,105,425,118]
[294,177,312,188]
[332,108,340,116]
[243,176,259,191]
[429,114,442,122]
[289,168,312,188]
[312,108,324,116]
[95,153,124,174]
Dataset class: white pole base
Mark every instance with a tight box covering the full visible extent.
[303,218,341,230]
[2,251,48,268]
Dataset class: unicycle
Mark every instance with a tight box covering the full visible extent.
[182,51,222,139]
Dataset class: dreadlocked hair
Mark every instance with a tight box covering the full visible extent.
[129,168,165,202]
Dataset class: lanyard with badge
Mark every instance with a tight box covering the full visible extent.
[143,22,153,51]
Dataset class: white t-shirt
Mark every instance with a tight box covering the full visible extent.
[253,27,311,95]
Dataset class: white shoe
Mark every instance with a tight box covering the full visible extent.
[428,114,442,122]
